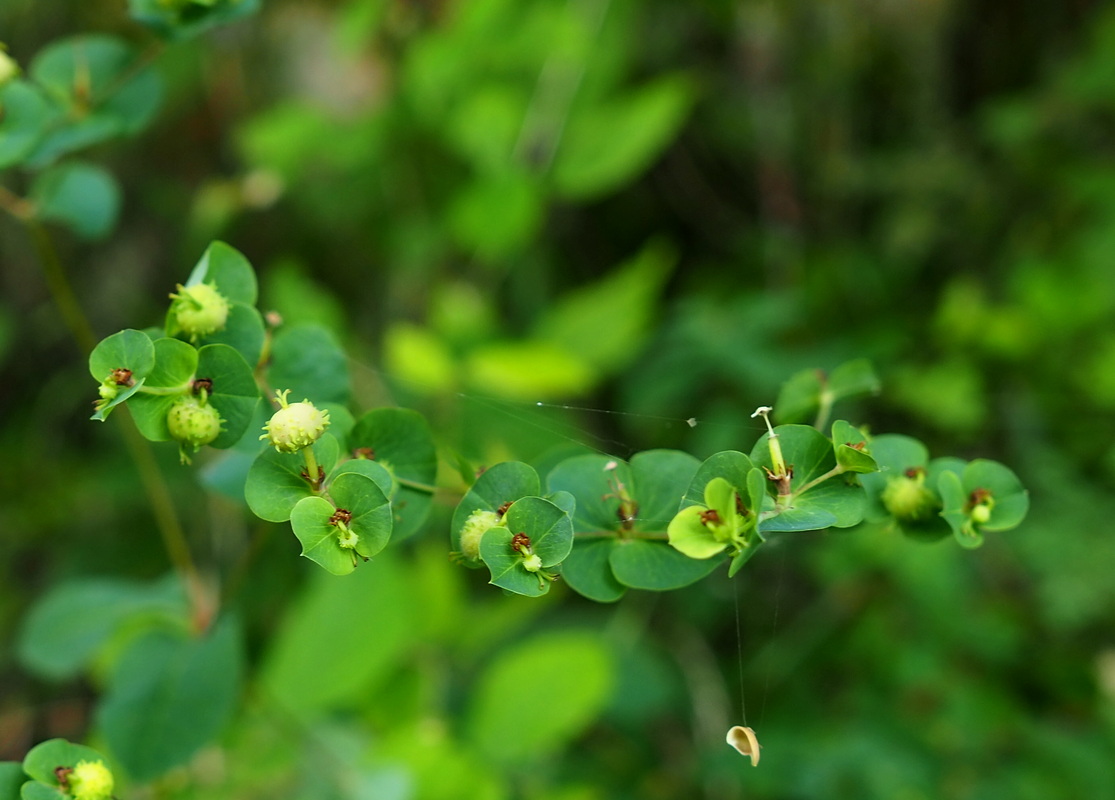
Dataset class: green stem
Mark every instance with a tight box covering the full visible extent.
[23,220,205,624]
[27,220,98,354]
[396,476,438,494]
[302,446,321,489]
[791,464,846,498]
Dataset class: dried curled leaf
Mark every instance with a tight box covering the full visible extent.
[726,725,760,766]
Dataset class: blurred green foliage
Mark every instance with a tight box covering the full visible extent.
[2,0,1115,798]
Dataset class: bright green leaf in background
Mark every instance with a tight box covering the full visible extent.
[552,75,695,200]
[467,632,614,762]
[535,241,675,374]
[260,554,418,715]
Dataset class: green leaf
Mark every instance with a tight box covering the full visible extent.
[447,169,543,260]
[939,459,1028,549]
[20,783,64,800]
[328,457,395,499]
[534,241,674,373]
[547,454,631,533]
[30,161,120,239]
[27,35,161,165]
[609,539,724,590]
[751,424,866,531]
[96,615,242,783]
[88,329,155,420]
[829,358,881,399]
[129,0,262,41]
[467,632,613,762]
[268,324,350,405]
[260,554,418,714]
[962,459,1029,531]
[667,505,729,559]
[0,762,23,800]
[22,739,107,786]
[479,497,573,597]
[184,241,258,306]
[728,542,762,578]
[450,461,540,554]
[939,470,979,548]
[466,340,596,399]
[546,450,698,537]
[0,80,51,169]
[245,434,341,522]
[291,472,392,575]
[16,576,185,681]
[627,449,701,530]
[832,419,878,474]
[775,359,880,424]
[553,74,694,199]
[197,343,261,448]
[127,337,197,440]
[194,302,265,370]
[89,329,155,383]
[348,408,437,540]
[681,450,755,508]
[561,538,626,602]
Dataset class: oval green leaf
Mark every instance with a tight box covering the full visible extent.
[349,408,437,540]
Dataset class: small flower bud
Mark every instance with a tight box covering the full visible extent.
[260,389,330,453]
[169,282,230,342]
[521,553,543,572]
[68,759,114,800]
[167,395,224,463]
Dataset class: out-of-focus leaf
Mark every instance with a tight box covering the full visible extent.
[553,75,694,199]
[535,241,674,373]
[97,615,242,782]
[467,632,613,762]
[30,162,120,239]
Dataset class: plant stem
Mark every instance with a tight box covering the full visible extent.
[396,476,437,494]
[791,464,846,498]
[23,220,206,624]
[27,220,98,354]
[302,446,321,489]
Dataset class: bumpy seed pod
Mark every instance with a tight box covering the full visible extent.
[260,389,330,453]
[169,282,230,341]
[880,470,939,522]
[167,394,224,463]
[67,759,114,800]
